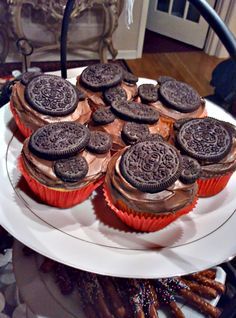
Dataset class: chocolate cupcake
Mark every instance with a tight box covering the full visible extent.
[104,140,198,232]
[176,117,236,197]
[89,100,165,152]
[10,74,91,138]
[19,122,111,208]
[136,79,207,139]
[76,63,138,112]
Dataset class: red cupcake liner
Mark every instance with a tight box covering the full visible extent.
[10,100,33,138]
[103,185,198,232]
[19,156,104,208]
[197,173,232,197]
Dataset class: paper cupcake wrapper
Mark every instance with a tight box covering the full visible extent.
[19,156,104,208]
[197,173,232,197]
[103,185,198,232]
[10,100,33,138]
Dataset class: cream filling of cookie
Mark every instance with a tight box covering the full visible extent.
[22,139,111,190]
[199,137,236,178]
[106,150,197,214]
[76,76,138,111]
[11,82,91,131]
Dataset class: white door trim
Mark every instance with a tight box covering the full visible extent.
[204,0,236,58]
[136,0,150,58]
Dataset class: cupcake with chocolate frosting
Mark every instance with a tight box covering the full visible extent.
[104,140,199,232]
[19,122,111,208]
[136,79,207,139]
[175,117,236,197]
[76,63,138,112]
[10,73,91,138]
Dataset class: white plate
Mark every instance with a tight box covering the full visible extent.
[13,240,226,318]
[1,74,236,279]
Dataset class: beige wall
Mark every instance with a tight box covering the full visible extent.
[113,0,149,58]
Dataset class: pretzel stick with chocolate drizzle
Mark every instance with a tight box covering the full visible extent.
[78,272,115,318]
[186,273,225,294]
[76,271,98,318]
[153,281,185,318]
[142,281,159,318]
[98,275,126,318]
[180,278,218,299]
[113,278,146,318]
[162,278,221,318]
[54,263,75,295]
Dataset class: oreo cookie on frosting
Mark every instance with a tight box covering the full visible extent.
[29,122,90,160]
[177,117,233,162]
[87,131,112,154]
[92,107,116,125]
[111,100,159,124]
[159,80,201,113]
[138,84,158,103]
[25,74,79,116]
[120,140,182,193]
[103,86,127,105]
[80,63,123,91]
[54,156,88,182]
[122,122,150,145]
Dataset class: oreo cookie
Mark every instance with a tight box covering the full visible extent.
[120,140,182,193]
[25,74,78,116]
[92,107,115,125]
[74,85,85,101]
[122,122,150,145]
[159,80,201,113]
[180,156,201,184]
[111,100,159,124]
[87,131,112,154]
[122,70,138,85]
[21,71,42,85]
[144,133,164,142]
[29,122,90,160]
[173,118,192,131]
[138,84,158,103]
[80,63,123,91]
[54,156,88,182]
[103,86,127,105]
[177,118,233,162]
[157,76,175,85]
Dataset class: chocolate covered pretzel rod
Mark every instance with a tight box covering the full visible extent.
[54,263,75,295]
[186,273,225,294]
[163,278,221,318]
[78,271,115,318]
[113,278,146,318]
[98,275,126,318]
[180,278,218,299]
[153,281,185,318]
[143,281,160,318]
[76,272,98,318]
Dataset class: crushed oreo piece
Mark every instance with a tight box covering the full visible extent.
[180,155,201,184]
[103,86,127,105]
[92,107,116,125]
[87,131,112,154]
[122,122,150,145]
